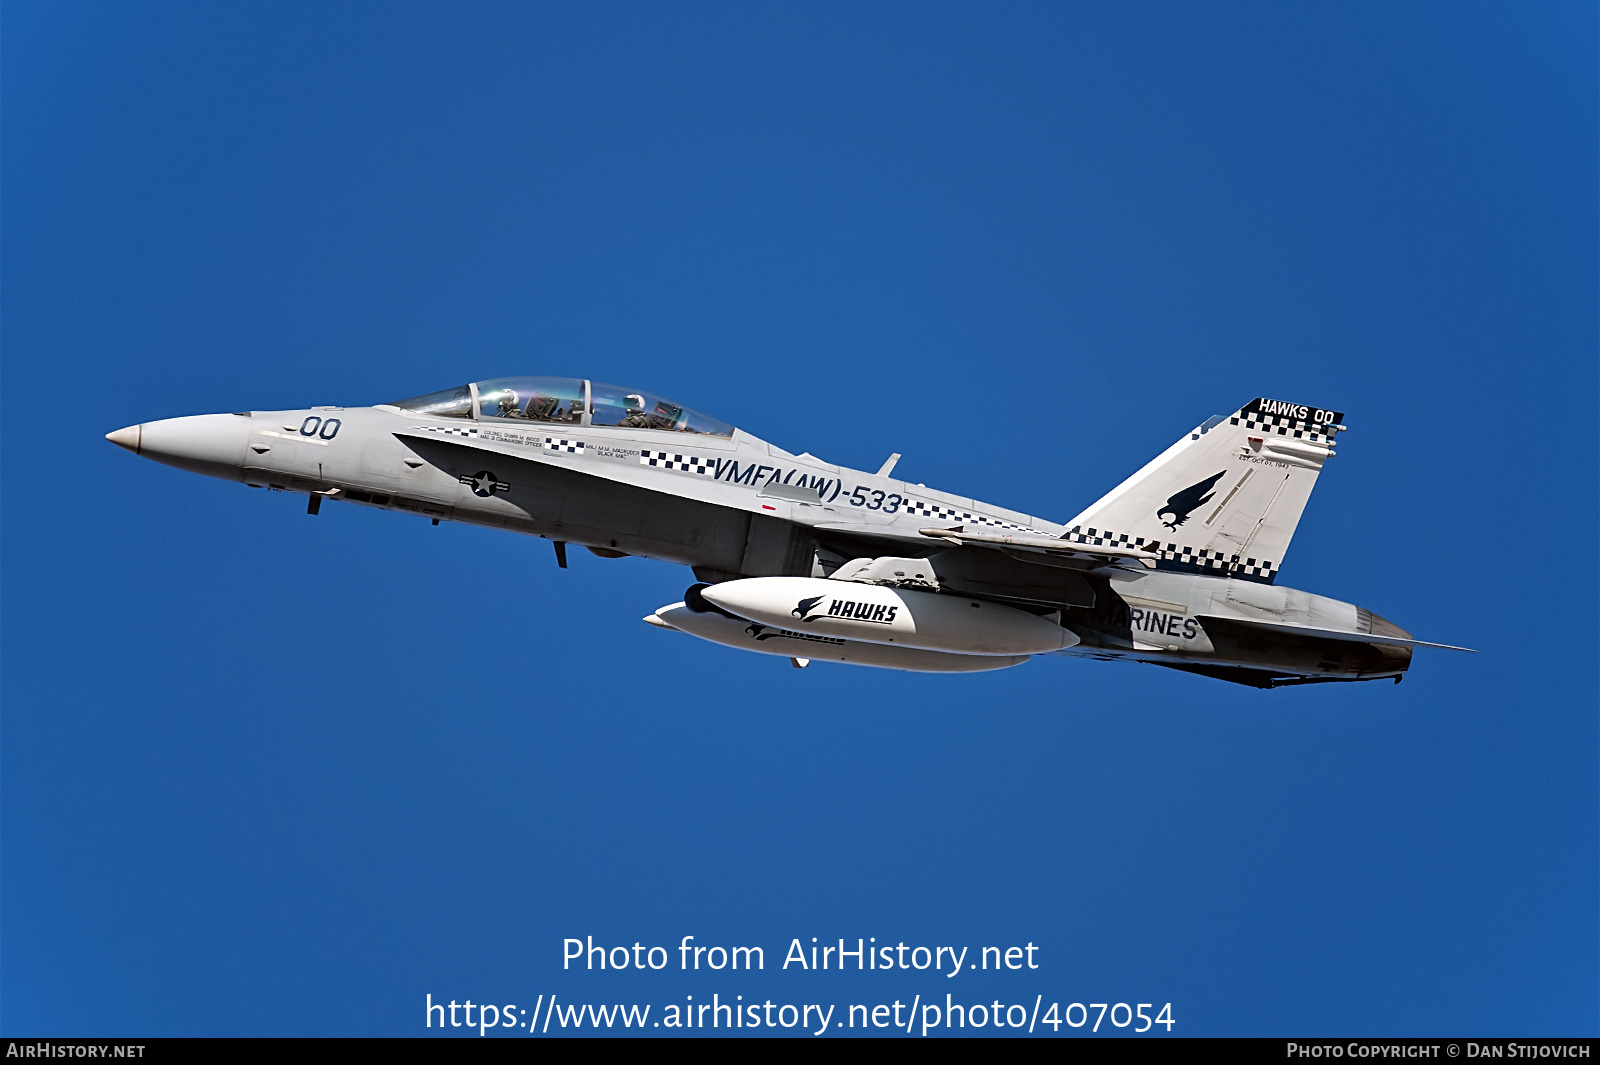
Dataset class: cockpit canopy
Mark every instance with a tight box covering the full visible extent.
[388,377,735,438]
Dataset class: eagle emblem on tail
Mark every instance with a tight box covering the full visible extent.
[1157,471,1226,530]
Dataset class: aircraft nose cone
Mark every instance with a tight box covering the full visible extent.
[105,424,142,453]
[119,413,250,480]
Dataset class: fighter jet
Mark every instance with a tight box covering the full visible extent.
[106,378,1471,685]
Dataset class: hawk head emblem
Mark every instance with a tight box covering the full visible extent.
[1157,471,1226,530]
[792,596,827,623]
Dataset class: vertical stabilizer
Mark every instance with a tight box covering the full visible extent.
[1063,398,1346,583]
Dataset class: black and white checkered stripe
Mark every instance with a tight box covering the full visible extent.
[409,424,479,438]
[639,450,713,475]
[1065,526,1277,582]
[905,500,1031,533]
[1229,412,1333,444]
[543,438,584,454]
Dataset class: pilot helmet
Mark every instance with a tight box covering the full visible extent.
[624,394,645,413]
[497,390,519,413]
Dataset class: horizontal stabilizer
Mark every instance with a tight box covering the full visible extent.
[1196,615,1475,652]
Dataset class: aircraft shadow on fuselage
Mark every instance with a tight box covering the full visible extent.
[396,435,751,569]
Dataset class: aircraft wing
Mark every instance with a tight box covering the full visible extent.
[389,426,1111,606]
[810,521,940,545]
[916,525,1159,563]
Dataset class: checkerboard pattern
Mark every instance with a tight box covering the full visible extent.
[409,424,478,438]
[1229,413,1333,444]
[639,450,713,475]
[1064,525,1278,582]
[543,438,585,454]
[904,499,1031,533]
[1229,400,1339,444]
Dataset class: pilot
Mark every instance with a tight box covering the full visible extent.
[495,390,522,418]
[616,394,652,429]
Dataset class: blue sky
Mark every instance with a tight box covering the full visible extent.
[3,1,1594,1037]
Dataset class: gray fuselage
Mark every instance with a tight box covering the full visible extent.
[108,398,1414,687]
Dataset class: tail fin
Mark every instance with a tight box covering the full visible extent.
[1063,398,1346,584]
